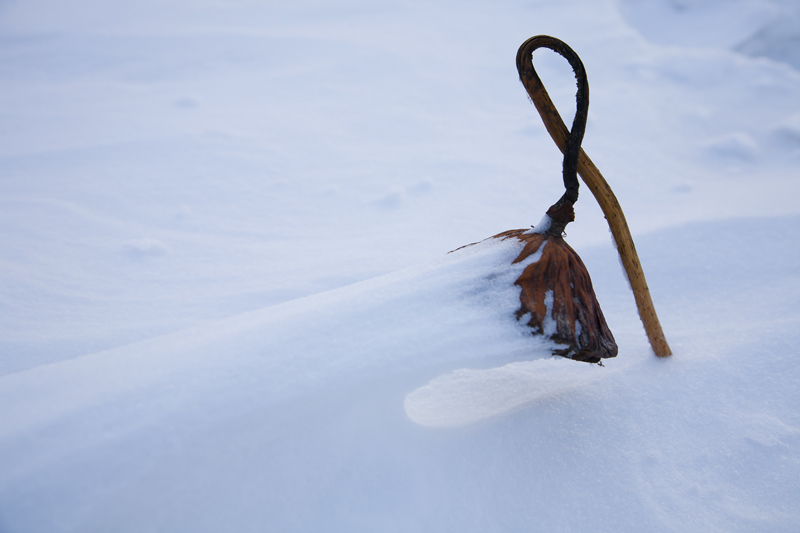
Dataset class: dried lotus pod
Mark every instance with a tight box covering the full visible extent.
[495,222,617,364]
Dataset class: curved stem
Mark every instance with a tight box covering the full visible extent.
[516,35,588,205]
[517,35,672,357]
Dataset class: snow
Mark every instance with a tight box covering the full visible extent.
[1,0,800,531]
[404,355,610,428]
[527,213,553,234]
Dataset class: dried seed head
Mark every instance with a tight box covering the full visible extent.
[496,228,618,364]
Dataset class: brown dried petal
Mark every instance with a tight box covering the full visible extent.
[496,229,618,363]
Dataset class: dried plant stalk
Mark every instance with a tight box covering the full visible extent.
[516,35,672,357]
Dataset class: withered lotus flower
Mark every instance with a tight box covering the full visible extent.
[456,34,675,363]
[453,36,618,364]
[504,36,618,363]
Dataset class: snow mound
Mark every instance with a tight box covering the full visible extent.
[0,234,556,496]
[405,356,615,427]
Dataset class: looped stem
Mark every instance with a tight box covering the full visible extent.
[517,35,588,209]
[517,35,672,357]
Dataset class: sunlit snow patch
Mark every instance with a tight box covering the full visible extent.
[405,356,609,428]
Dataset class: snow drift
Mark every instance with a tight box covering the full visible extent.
[2,0,800,530]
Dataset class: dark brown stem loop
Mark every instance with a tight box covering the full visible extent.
[516,35,589,210]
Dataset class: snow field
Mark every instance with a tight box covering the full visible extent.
[1,0,800,530]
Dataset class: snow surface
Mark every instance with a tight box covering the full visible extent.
[1,0,800,531]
